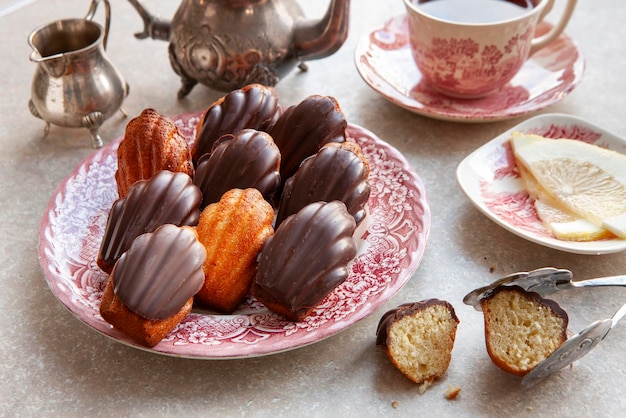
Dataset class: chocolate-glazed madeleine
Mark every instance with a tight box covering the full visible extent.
[115,108,194,198]
[268,95,347,191]
[195,188,275,313]
[251,201,357,321]
[376,300,459,386]
[99,224,206,347]
[192,84,280,162]
[480,285,569,376]
[193,129,281,209]
[276,142,370,227]
[97,170,202,274]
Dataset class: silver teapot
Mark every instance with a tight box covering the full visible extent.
[28,0,128,148]
[127,0,350,96]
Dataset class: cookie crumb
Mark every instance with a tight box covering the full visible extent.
[444,385,461,400]
[527,406,534,412]
[391,400,399,409]
[489,264,496,273]
[418,380,433,394]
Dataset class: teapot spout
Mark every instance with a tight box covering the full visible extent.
[127,0,171,41]
[293,0,350,61]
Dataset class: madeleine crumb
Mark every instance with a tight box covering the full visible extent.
[391,400,399,409]
[444,385,461,400]
[418,380,433,394]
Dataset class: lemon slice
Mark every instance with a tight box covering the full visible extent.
[511,132,626,239]
[534,200,614,241]
[511,140,614,241]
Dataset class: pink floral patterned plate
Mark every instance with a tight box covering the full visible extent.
[456,113,626,255]
[38,112,431,359]
[354,16,585,122]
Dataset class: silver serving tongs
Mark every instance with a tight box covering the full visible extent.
[463,267,626,387]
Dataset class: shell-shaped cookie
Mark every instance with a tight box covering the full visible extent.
[98,170,202,274]
[195,188,275,313]
[192,84,280,162]
[115,108,194,198]
[276,142,370,227]
[193,129,281,209]
[267,95,347,192]
[112,224,206,321]
[252,201,357,321]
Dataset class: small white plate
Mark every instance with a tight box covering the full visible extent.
[456,113,626,255]
[354,16,585,122]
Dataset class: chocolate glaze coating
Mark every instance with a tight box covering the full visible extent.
[376,299,460,346]
[276,142,370,227]
[193,129,281,209]
[268,95,347,193]
[251,201,357,321]
[112,224,206,321]
[192,84,280,163]
[97,170,202,274]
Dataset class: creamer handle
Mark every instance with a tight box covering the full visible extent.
[85,0,111,49]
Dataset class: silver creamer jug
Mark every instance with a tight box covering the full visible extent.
[28,0,128,148]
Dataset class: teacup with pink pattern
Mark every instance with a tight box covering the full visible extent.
[403,0,577,98]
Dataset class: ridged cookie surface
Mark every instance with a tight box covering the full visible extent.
[98,170,201,273]
[109,224,205,321]
[252,201,357,321]
[192,84,280,162]
[100,224,206,347]
[115,108,194,198]
[193,129,280,209]
[195,188,275,313]
[276,142,370,227]
[268,95,347,193]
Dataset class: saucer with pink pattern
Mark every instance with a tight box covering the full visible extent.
[355,16,585,122]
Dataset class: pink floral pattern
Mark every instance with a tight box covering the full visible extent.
[38,113,431,358]
[457,114,626,255]
[370,14,409,51]
[355,15,585,122]
[417,28,530,95]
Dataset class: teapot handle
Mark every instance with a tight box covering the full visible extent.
[85,0,111,49]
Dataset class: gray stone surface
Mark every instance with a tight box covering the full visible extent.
[1,0,625,416]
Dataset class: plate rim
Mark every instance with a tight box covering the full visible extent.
[37,115,431,359]
[456,112,626,255]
